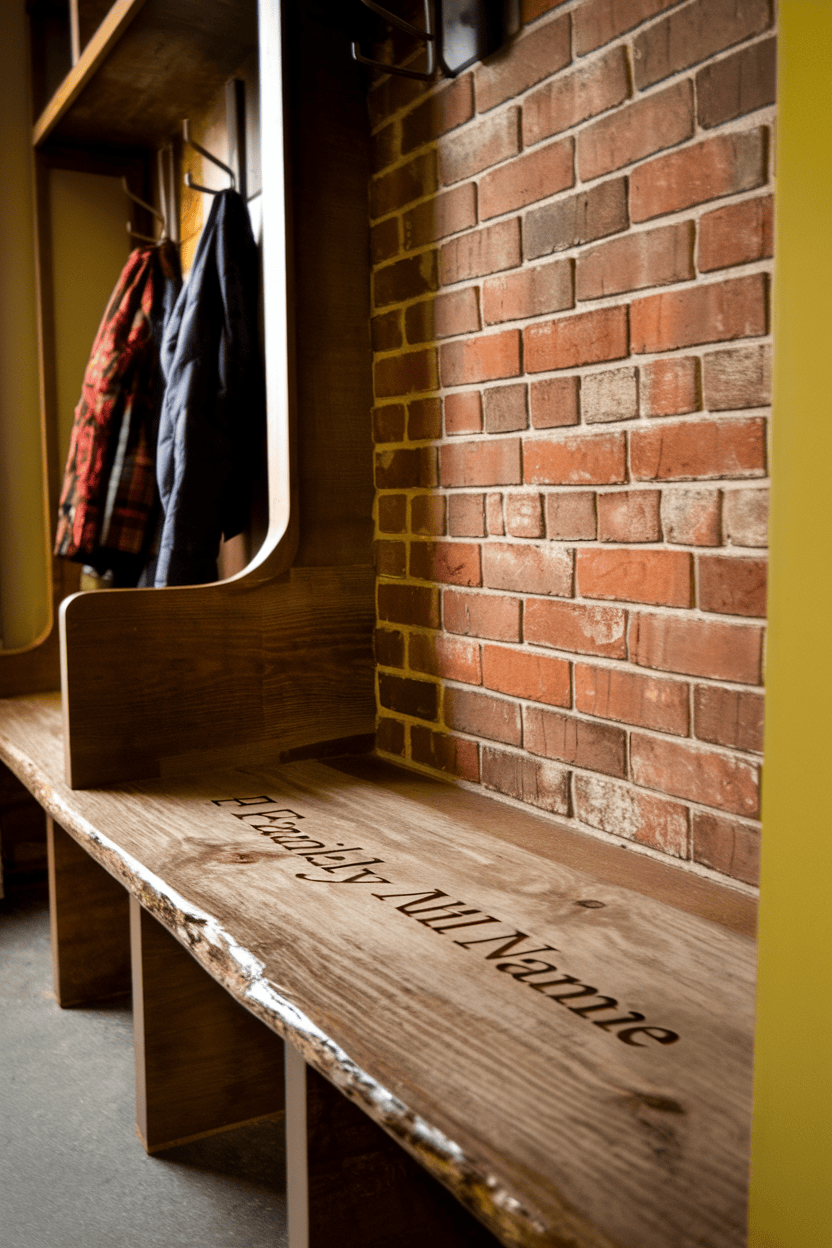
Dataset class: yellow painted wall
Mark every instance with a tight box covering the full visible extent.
[749,5,832,1244]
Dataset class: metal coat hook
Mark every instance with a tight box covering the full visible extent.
[122,176,167,243]
[352,0,435,81]
[351,0,506,80]
[182,118,236,194]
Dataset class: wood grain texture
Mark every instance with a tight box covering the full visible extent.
[0,694,757,1248]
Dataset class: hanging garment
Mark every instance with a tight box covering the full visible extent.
[154,188,264,587]
[54,242,181,586]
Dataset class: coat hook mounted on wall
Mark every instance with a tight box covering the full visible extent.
[352,0,506,80]
[122,177,167,244]
[182,118,237,194]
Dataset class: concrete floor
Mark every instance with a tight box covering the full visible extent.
[0,873,288,1248]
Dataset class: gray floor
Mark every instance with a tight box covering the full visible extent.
[0,874,288,1248]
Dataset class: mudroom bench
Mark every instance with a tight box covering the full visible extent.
[0,691,757,1248]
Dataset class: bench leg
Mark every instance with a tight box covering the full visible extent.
[130,896,285,1152]
[284,1046,501,1248]
[46,816,131,1007]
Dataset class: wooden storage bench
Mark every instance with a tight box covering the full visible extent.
[0,691,756,1248]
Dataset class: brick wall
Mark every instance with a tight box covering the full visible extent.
[369,0,775,888]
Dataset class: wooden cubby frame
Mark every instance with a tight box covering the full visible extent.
[2,0,377,788]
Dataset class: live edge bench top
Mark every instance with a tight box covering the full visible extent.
[0,693,757,1248]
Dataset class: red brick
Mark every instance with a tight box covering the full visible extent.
[545,491,596,539]
[525,306,628,373]
[631,417,766,482]
[372,310,403,353]
[374,251,438,309]
[581,366,638,424]
[574,0,678,55]
[375,446,437,490]
[482,260,574,326]
[375,539,406,577]
[630,129,767,222]
[597,490,661,543]
[403,183,478,250]
[525,599,627,658]
[632,275,767,354]
[475,15,571,113]
[375,626,405,669]
[375,349,438,399]
[410,539,482,586]
[370,151,438,219]
[411,493,446,536]
[440,330,521,386]
[411,725,480,782]
[640,358,700,418]
[481,746,570,816]
[698,196,774,273]
[407,397,442,441]
[703,344,771,411]
[371,217,400,264]
[574,773,688,857]
[525,706,626,776]
[483,643,570,707]
[400,75,475,154]
[661,489,721,546]
[379,672,439,721]
[694,684,764,753]
[577,81,693,182]
[634,0,772,90]
[578,548,692,608]
[443,590,521,641]
[696,37,777,129]
[479,138,574,220]
[378,582,440,629]
[441,438,522,487]
[530,376,580,429]
[444,391,483,435]
[378,493,407,534]
[445,687,522,745]
[441,218,521,284]
[631,732,760,818]
[409,632,482,685]
[405,288,481,344]
[576,661,689,736]
[483,541,573,596]
[524,178,628,260]
[439,108,520,185]
[483,383,528,433]
[448,493,485,537]
[628,612,763,684]
[377,715,406,757]
[373,404,406,444]
[525,430,626,485]
[372,119,399,174]
[523,47,629,146]
[505,492,544,538]
[698,554,767,617]
[368,73,428,130]
[522,0,569,23]
[577,222,694,301]
[487,492,505,535]
[723,488,768,548]
[692,811,760,885]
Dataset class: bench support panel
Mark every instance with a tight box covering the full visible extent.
[130,897,285,1153]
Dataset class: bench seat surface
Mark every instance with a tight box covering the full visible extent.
[0,693,757,1248]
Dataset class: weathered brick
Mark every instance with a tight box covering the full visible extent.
[375,349,438,399]
[372,310,403,353]
[448,492,485,537]
[574,773,688,857]
[487,492,505,535]
[444,390,483,435]
[578,547,692,608]
[441,437,522,487]
[445,687,522,745]
[632,417,766,482]
[440,330,522,386]
[375,539,406,578]
[368,72,429,130]
[378,493,407,534]
[525,599,627,658]
[525,430,626,485]
[371,217,400,265]
[373,404,406,444]
[723,488,768,548]
[578,81,693,182]
[439,108,520,185]
[379,672,439,721]
[374,251,438,309]
[577,222,694,301]
[375,446,437,490]
[378,581,441,629]
[522,0,570,23]
[479,138,575,220]
[375,626,405,669]
[409,632,482,685]
[698,195,774,272]
[545,491,596,539]
[630,129,767,222]
[629,612,763,683]
[370,151,437,219]
[634,0,772,90]
[411,493,446,536]
[441,218,521,284]
[483,260,574,327]
[483,541,573,596]
[703,344,772,410]
[530,376,580,429]
[411,725,480,781]
[631,732,760,817]
[410,540,482,587]
[523,47,629,146]
[694,684,764,753]
[581,366,638,424]
[483,643,571,707]
[525,306,629,372]
[692,811,760,885]
[372,119,399,174]
[525,706,626,776]
[475,15,571,112]
[400,75,475,154]
[597,490,661,543]
[481,746,570,816]
[483,383,528,433]
[697,36,776,129]
[403,183,478,250]
[632,275,767,355]
[576,662,689,736]
[505,492,545,538]
[640,357,700,418]
[574,0,678,55]
[407,397,442,441]
[443,590,521,641]
[698,554,767,617]
[524,178,628,260]
[661,489,721,546]
[405,288,480,344]
[377,715,406,757]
